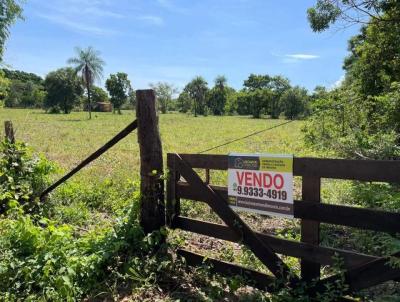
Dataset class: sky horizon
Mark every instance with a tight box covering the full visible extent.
[4,0,360,92]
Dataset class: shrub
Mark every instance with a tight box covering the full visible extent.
[0,140,55,213]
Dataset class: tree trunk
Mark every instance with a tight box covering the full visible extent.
[87,83,92,119]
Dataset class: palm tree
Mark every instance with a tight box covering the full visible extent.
[67,47,105,119]
[215,75,227,90]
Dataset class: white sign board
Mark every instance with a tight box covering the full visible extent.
[228,153,294,218]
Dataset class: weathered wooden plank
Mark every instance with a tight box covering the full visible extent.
[172,216,377,268]
[176,154,400,182]
[315,251,400,294]
[178,249,358,302]
[5,121,15,143]
[177,182,400,234]
[177,249,277,291]
[166,153,180,226]
[295,201,400,234]
[301,176,321,281]
[137,90,164,234]
[174,154,299,284]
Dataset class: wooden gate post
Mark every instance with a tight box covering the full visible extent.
[5,121,15,143]
[136,89,165,234]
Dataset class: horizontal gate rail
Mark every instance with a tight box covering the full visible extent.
[314,251,400,294]
[177,249,277,291]
[172,216,377,268]
[178,154,400,182]
[177,182,400,234]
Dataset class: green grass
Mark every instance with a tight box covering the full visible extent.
[0,108,316,183]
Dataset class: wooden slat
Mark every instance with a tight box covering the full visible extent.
[172,216,377,268]
[166,153,180,226]
[178,249,358,302]
[174,154,299,284]
[315,251,400,294]
[295,201,400,234]
[301,176,321,281]
[177,154,400,182]
[177,182,400,234]
[177,249,277,291]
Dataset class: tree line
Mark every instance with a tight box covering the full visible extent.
[154,74,312,120]
[0,63,316,121]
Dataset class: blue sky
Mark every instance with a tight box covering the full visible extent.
[4,0,360,92]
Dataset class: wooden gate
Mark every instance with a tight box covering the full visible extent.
[166,153,400,296]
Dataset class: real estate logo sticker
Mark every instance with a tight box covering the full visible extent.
[228,153,294,218]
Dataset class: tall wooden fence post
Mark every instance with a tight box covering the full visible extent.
[5,121,15,143]
[136,89,165,234]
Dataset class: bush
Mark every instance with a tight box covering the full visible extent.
[0,141,55,213]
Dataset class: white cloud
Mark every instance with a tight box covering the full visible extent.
[285,54,320,60]
[36,13,118,36]
[138,15,164,26]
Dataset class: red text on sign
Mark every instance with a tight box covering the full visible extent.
[236,171,284,190]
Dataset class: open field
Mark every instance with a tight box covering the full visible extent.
[0,108,317,183]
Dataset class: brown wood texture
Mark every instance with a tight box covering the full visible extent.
[178,154,400,182]
[177,249,277,291]
[166,153,180,226]
[314,251,400,294]
[301,176,321,281]
[137,90,165,234]
[173,153,299,284]
[172,216,376,268]
[177,182,400,234]
[5,121,15,143]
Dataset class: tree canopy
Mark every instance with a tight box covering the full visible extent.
[44,68,83,114]
[105,72,131,114]
[0,0,23,61]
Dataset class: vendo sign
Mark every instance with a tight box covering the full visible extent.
[228,153,294,218]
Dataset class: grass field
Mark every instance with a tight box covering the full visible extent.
[0,108,317,184]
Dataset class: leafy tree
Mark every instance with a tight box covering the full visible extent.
[67,47,105,119]
[236,89,272,118]
[308,1,400,32]
[269,75,291,118]
[43,68,83,114]
[280,86,309,120]
[305,1,400,159]
[128,87,136,110]
[4,80,45,108]
[242,74,290,118]
[176,91,193,113]
[91,86,109,103]
[150,82,177,114]
[0,0,23,61]
[243,74,271,90]
[184,76,208,116]
[0,70,10,106]
[1,68,43,85]
[105,72,131,114]
[207,75,228,115]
